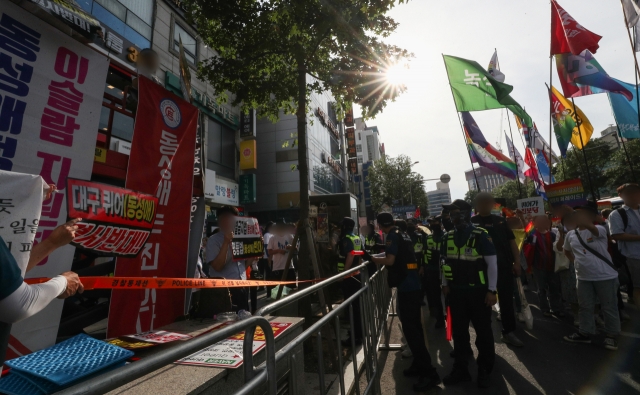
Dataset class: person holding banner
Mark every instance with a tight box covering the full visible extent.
[206,206,256,312]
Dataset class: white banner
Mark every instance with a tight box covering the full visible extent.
[2,2,108,356]
[517,197,545,223]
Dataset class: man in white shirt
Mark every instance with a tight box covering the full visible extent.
[267,223,296,284]
[563,205,620,351]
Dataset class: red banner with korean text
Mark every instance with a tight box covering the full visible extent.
[107,76,198,338]
[66,178,157,257]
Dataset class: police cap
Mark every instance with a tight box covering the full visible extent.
[377,212,394,227]
[442,199,473,211]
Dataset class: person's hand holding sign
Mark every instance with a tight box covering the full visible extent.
[27,218,82,273]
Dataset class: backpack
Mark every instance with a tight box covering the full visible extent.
[610,208,628,267]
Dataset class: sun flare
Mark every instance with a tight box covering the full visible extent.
[385,63,409,87]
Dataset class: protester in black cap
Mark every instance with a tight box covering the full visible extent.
[371,212,441,392]
[563,204,621,351]
[337,217,364,345]
[440,199,498,389]
[471,192,524,348]
[424,215,445,328]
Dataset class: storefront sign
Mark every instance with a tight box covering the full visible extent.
[348,158,358,174]
[89,24,141,68]
[205,169,240,206]
[94,147,107,163]
[239,174,257,204]
[66,178,157,257]
[232,216,263,260]
[344,107,354,127]
[517,197,545,222]
[322,152,341,174]
[546,178,588,207]
[108,77,198,338]
[392,205,416,214]
[240,109,256,139]
[239,140,257,170]
[3,2,109,357]
[29,0,102,39]
[316,107,339,139]
[362,162,371,206]
[176,321,292,368]
[346,127,357,158]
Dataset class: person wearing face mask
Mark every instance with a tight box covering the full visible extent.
[440,200,498,389]
[407,218,425,276]
[424,216,446,328]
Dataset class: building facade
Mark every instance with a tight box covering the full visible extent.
[426,182,451,217]
[465,166,509,192]
[351,118,384,222]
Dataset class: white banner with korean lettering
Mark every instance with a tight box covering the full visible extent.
[2,2,108,357]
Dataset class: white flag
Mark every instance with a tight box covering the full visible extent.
[622,0,640,51]
[488,50,506,82]
[504,133,525,183]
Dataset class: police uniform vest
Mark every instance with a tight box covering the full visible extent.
[441,227,488,289]
[425,234,441,267]
[387,228,420,288]
[412,233,424,255]
[338,234,362,272]
[364,235,377,252]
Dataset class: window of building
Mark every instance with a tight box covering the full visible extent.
[207,118,236,179]
[356,144,362,152]
[90,0,153,47]
[173,22,197,64]
[358,132,361,141]
[357,156,363,164]
[98,66,135,146]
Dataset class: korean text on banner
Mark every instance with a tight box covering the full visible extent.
[517,197,545,223]
[546,179,588,208]
[108,76,198,338]
[66,179,158,257]
[2,2,108,356]
[232,216,264,261]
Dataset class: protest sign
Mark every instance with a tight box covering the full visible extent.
[125,330,192,344]
[108,77,198,338]
[232,216,264,260]
[546,179,588,207]
[66,179,157,257]
[2,2,109,357]
[176,322,292,368]
[517,197,545,223]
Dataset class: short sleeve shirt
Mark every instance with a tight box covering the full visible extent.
[0,236,23,300]
[206,232,246,280]
[564,225,618,281]
[609,206,640,259]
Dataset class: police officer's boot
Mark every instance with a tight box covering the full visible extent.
[477,368,491,389]
[442,367,472,386]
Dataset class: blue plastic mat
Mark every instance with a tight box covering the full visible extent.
[0,373,45,395]
[5,334,133,386]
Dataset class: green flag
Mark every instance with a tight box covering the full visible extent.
[443,55,532,127]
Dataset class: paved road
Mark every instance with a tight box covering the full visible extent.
[366,288,640,395]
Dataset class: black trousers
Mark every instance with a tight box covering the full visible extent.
[397,290,438,377]
[342,275,363,340]
[230,287,249,312]
[423,268,444,321]
[497,265,516,335]
[449,287,495,373]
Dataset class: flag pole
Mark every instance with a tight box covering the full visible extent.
[506,112,523,198]
[570,97,599,201]
[620,0,640,80]
[548,55,554,185]
[616,123,638,181]
[441,54,481,192]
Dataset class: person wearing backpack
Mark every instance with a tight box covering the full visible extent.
[563,205,621,351]
[609,183,640,305]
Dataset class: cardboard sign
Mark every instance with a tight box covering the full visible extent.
[125,330,192,344]
[67,178,157,257]
[517,197,545,222]
[232,216,264,260]
[176,322,292,368]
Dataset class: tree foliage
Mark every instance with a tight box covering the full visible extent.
[604,139,640,190]
[366,155,428,217]
[491,180,536,209]
[464,189,480,205]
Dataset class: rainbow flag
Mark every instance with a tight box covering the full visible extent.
[462,112,517,179]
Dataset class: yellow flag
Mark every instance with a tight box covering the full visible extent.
[551,86,594,149]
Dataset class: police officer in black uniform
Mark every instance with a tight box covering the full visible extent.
[407,218,425,269]
[371,213,440,392]
[337,217,363,345]
[424,216,445,328]
[440,200,498,389]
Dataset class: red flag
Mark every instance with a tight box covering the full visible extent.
[415,206,421,219]
[551,0,602,55]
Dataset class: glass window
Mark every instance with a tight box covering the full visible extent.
[118,0,153,24]
[98,67,134,146]
[173,23,197,64]
[356,144,362,152]
[91,0,153,43]
[207,118,235,179]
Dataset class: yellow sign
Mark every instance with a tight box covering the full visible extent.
[95,147,107,163]
[239,140,257,170]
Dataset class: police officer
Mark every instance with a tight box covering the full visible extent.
[440,200,498,389]
[424,216,445,328]
[363,223,383,276]
[371,213,440,392]
[407,218,425,267]
[337,217,363,345]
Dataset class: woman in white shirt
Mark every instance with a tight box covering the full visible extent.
[562,206,620,351]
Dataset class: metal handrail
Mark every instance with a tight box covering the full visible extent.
[255,262,369,317]
[55,316,277,395]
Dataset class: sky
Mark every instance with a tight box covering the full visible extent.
[357,0,636,202]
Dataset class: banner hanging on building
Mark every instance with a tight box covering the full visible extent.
[232,216,264,260]
[108,76,198,338]
[2,2,109,357]
[546,178,588,207]
[66,178,157,257]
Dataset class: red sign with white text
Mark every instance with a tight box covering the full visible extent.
[107,77,198,338]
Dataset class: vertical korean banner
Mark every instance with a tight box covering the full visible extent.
[2,3,108,356]
[108,77,197,338]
